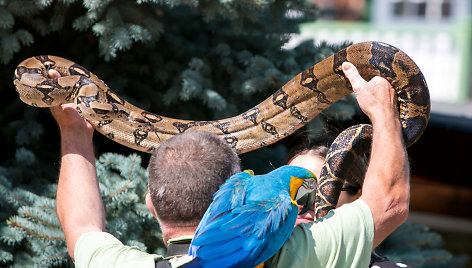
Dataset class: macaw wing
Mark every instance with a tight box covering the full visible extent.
[214,170,254,209]
[189,193,298,268]
[189,170,253,258]
[245,194,299,265]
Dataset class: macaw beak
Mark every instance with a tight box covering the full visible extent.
[293,176,317,215]
[294,177,317,201]
[290,171,317,213]
[297,191,315,215]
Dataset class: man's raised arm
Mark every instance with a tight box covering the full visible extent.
[342,62,410,248]
[50,69,105,260]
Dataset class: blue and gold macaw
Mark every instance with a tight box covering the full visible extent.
[187,165,317,268]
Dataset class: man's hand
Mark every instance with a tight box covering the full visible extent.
[48,69,94,138]
[51,104,94,137]
[342,61,399,127]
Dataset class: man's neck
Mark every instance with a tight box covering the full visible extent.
[161,224,197,246]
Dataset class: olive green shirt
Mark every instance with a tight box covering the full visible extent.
[265,199,374,267]
[74,199,373,267]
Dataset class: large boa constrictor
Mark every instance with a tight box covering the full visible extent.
[14,41,430,217]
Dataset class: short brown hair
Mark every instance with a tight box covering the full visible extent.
[148,131,241,226]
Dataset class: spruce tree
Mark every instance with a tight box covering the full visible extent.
[0,153,164,266]
[0,0,467,267]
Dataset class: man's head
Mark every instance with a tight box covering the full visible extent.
[147,130,241,228]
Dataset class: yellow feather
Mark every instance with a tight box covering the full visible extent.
[289,176,304,202]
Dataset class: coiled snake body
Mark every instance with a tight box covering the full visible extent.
[14,41,430,216]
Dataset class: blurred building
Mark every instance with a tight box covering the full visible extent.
[292,0,472,104]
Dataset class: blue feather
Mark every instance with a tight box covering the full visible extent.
[187,165,316,267]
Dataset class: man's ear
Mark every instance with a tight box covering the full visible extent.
[145,192,158,219]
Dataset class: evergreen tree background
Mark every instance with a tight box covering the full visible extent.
[0,0,467,267]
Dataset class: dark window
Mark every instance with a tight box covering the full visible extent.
[418,2,427,17]
[442,0,452,18]
[393,2,405,16]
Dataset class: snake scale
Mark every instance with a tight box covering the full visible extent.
[14,41,430,217]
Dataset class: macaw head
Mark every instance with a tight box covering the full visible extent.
[271,165,317,208]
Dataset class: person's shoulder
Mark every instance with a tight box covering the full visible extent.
[324,199,374,241]
[335,199,372,219]
[265,200,375,268]
[75,232,162,268]
[75,231,122,251]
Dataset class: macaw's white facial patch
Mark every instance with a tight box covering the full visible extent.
[294,178,317,201]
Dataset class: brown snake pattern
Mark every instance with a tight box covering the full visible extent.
[13,41,430,215]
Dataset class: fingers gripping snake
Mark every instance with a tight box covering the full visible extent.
[14,41,430,216]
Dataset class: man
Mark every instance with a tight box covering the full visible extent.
[52,61,410,267]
